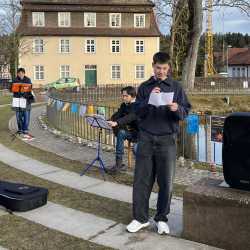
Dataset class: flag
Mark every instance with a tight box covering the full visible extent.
[56,100,64,111]
[97,106,106,117]
[71,103,78,113]
[186,114,199,134]
[62,102,70,112]
[79,105,87,116]
[87,104,94,115]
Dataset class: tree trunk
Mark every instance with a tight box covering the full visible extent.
[181,0,203,89]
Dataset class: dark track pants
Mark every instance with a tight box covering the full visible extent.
[133,130,176,223]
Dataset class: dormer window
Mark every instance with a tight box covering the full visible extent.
[84,13,96,27]
[58,12,71,27]
[134,14,145,28]
[109,13,121,28]
[32,12,45,27]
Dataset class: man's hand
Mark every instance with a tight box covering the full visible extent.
[168,102,179,112]
[151,87,161,93]
[107,121,118,127]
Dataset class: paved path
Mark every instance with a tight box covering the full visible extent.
[0,143,182,237]
[9,106,224,186]
[0,143,222,250]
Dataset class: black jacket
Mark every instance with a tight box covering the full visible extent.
[111,102,138,133]
[135,76,191,136]
[10,76,34,111]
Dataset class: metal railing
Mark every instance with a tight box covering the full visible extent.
[48,77,250,103]
[47,93,224,166]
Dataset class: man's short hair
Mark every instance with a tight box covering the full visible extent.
[17,68,25,74]
[153,52,171,65]
[121,86,136,98]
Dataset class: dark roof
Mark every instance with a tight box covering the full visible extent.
[21,0,154,6]
[228,48,250,66]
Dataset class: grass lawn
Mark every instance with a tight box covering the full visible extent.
[0,95,12,105]
[0,213,113,250]
[101,95,250,115]
[0,104,188,197]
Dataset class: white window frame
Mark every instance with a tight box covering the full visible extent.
[85,39,96,53]
[135,39,145,54]
[58,12,71,27]
[59,39,70,53]
[111,64,121,80]
[134,14,146,28]
[109,13,121,28]
[135,64,145,79]
[60,65,70,78]
[33,38,44,54]
[32,12,45,27]
[232,67,236,77]
[241,67,246,77]
[84,12,96,27]
[110,39,121,53]
[34,65,45,80]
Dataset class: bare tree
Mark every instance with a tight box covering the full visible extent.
[155,0,250,88]
[0,0,21,78]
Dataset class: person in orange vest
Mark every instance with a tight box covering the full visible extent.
[11,68,35,141]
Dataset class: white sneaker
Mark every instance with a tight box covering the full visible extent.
[157,221,170,235]
[126,220,150,233]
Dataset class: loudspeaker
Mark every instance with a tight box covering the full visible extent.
[223,112,250,191]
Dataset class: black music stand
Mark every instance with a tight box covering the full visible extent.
[80,115,112,180]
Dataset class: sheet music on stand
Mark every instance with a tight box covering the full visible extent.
[86,115,112,130]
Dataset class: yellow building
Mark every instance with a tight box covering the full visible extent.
[18,0,161,88]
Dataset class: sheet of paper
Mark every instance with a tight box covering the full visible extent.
[86,115,112,130]
[12,97,27,108]
[148,92,174,107]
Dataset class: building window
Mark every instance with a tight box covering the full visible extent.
[135,40,144,53]
[84,12,96,27]
[242,67,246,77]
[34,65,44,80]
[134,14,145,28]
[232,67,236,77]
[111,65,121,79]
[32,12,45,27]
[59,39,70,53]
[33,39,44,53]
[237,67,241,77]
[109,13,121,28]
[60,65,70,78]
[135,65,145,79]
[111,39,121,53]
[58,12,71,27]
[85,39,96,53]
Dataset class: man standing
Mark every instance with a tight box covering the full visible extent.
[108,86,138,172]
[11,68,35,141]
[127,52,191,234]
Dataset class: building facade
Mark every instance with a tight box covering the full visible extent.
[17,0,161,88]
[228,48,250,78]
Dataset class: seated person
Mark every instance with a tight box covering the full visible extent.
[108,86,138,172]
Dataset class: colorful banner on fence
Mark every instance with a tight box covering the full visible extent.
[186,114,199,135]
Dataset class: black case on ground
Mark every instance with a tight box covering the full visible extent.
[223,112,250,191]
[0,181,48,212]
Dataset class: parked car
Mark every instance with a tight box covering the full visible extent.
[45,77,81,91]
